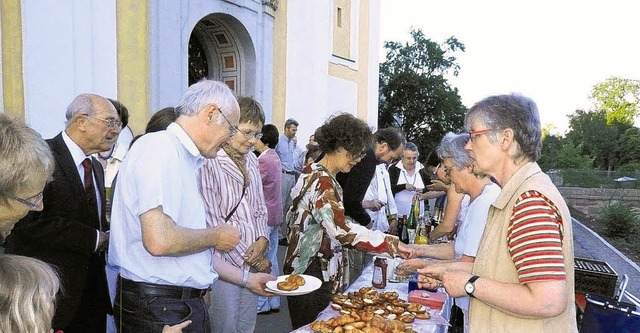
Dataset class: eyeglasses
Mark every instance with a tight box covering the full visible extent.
[350,150,367,160]
[432,163,441,176]
[84,114,122,129]
[217,110,239,136]
[237,128,264,140]
[443,165,453,177]
[4,192,43,210]
[468,128,493,142]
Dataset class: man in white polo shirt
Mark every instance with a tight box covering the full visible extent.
[109,80,270,332]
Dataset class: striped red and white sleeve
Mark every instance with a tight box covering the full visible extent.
[507,190,567,284]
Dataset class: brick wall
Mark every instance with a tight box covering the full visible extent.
[558,187,640,215]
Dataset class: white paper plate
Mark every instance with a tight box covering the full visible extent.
[265,274,322,296]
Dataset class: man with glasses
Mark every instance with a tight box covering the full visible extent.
[108,80,246,332]
[5,93,121,333]
[336,127,406,284]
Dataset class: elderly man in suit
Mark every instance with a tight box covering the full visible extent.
[5,93,120,332]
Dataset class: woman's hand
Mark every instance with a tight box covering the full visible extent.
[363,199,384,212]
[254,258,272,273]
[244,237,269,267]
[426,180,449,192]
[395,258,429,276]
[417,274,442,290]
[162,320,192,333]
[397,242,415,259]
[416,262,447,280]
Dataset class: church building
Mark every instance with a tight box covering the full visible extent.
[1,0,381,141]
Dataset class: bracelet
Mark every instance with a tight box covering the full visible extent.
[240,268,249,288]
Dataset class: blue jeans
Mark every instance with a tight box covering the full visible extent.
[114,280,210,333]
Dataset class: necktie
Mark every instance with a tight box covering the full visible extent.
[82,158,101,230]
[82,158,94,192]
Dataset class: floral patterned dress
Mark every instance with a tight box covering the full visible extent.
[283,163,401,292]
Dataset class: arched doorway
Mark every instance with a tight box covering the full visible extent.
[188,14,256,95]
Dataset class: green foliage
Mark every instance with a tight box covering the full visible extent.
[590,77,640,125]
[617,162,640,173]
[598,201,640,239]
[565,109,632,170]
[540,134,593,170]
[378,28,466,158]
[561,169,609,188]
[616,127,640,166]
[555,143,594,169]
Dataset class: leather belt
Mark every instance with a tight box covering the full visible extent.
[282,170,296,175]
[119,276,209,300]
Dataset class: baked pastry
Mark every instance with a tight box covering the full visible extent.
[286,273,306,286]
[277,281,299,291]
[413,311,430,319]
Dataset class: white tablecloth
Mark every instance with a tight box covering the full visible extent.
[292,262,451,333]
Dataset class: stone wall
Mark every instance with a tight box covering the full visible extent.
[558,187,640,215]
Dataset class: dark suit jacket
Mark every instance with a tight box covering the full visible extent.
[4,133,111,329]
[336,147,377,226]
[387,162,433,195]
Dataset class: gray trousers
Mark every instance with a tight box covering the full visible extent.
[209,278,257,333]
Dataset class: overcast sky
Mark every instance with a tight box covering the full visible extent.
[379,0,640,134]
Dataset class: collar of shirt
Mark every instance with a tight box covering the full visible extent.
[167,122,205,168]
[258,148,271,158]
[111,126,134,160]
[397,160,424,173]
[62,130,92,174]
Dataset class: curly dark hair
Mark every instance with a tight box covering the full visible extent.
[314,113,372,157]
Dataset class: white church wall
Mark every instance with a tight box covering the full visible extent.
[328,76,358,119]
[22,0,117,138]
[149,0,273,120]
[285,0,333,144]
[366,0,381,129]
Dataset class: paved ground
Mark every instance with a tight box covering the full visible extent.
[573,218,640,298]
[256,218,640,333]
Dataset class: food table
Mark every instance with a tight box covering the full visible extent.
[291,261,452,333]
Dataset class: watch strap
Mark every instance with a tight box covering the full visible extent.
[240,268,250,288]
[466,275,480,298]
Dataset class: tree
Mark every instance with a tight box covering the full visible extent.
[378,28,466,159]
[565,109,632,171]
[616,127,640,167]
[539,134,592,170]
[590,77,640,125]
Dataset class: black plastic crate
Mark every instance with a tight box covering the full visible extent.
[574,257,618,298]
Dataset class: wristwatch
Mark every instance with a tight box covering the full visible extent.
[465,275,480,298]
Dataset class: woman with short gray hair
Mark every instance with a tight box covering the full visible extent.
[418,94,577,332]
[398,132,500,333]
[0,114,54,241]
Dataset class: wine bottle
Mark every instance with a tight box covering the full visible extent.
[406,197,417,244]
[400,215,409,244]
[414,216,428,244]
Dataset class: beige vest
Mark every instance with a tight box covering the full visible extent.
[469,162,578,332]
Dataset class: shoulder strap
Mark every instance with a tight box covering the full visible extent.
[225,184,247,222]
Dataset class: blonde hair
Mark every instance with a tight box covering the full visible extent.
[0,255,60,333]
